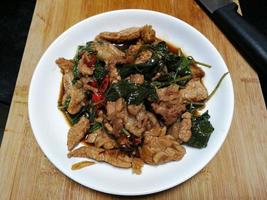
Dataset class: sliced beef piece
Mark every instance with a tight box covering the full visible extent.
[180,78,208,102]
[139,135,185,165]
[144,125,167,137]
[151,85,186,125]
[129,74,144,84]
[127,41,143,57]
[61,72,74,105]
[92,42,126,64]
[191,65,205,78]
[127,104,143,116]
[78,52,95,76]
[140,25,156,43]
[134,50,152,64]
[56,58,74,74]
[97,25,155,44]
[85,129,117,150]
[98,27,141,43]
[67,87,86,115]
[125,105,148,137]
[106,98,128,136]
[67,116,90,151]
[167,112,192,143]
[68,145,133,168]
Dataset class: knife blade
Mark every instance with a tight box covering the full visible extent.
[197,0,267,76]
[198,0,232,13]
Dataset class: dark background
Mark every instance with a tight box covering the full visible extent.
[0,0,266,145]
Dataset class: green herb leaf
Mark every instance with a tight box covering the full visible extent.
[72,62,79,84]
[93,60,107,81]
[186,111,214,148]
[117,58,158,79]
[68,104,96,125]
[105,80,158,105]
[88,122,103,133]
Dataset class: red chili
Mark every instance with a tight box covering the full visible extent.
[92,92,104,103]
[89,80,97,88]
[99,76,109,94]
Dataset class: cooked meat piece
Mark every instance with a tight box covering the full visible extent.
[132,158,144,175]
[85,129,117,150]
[139,135,185,164]
[67,116,90,151]
[67,87,86,114]
[180,78,208,102]
[78,52,95,76]
[68,145,133,168]
[62,72,74,105]
[106,98,125,118]
[104,121,113,132]
[140,25,156,43]
[125,112,148,137]
[191,65,205,78]
[145,112,159,130]
[125,104,148,137]
[167,112,192,143]
[151,85,186,125]
[108,63,121,83]
[144,125,166,137]
[167,122,180,140]
[127,41,143,57]
[56,58,74,74]
[98,27,141,43]
[129,74,144,84]
[178,112,192,142]
[127,104,143,116]
[106,98,128,136]
[93,42,126,64]
[135,50,152,64]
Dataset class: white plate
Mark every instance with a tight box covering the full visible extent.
[28,9,234,196]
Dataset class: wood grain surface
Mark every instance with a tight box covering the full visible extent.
[0,0,266,199]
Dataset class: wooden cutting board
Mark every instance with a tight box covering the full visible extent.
[0,0,266,199]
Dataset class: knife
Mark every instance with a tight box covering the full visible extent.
[197,0,267,76]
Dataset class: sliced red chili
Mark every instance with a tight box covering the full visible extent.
[99,76,109,94]
[92,92,104,103]
[89,80,97,87]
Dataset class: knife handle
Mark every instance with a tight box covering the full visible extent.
[213,2,267,75]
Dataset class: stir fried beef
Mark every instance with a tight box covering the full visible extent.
[67,87,86,115]
[135,50,152,64]
[57,25,218,174]
[56,58,74,74]
[67,116,90,151]
[85,129,117,150]
[180,78,208,102]
[68,145,143,173]
[140,25,156,43]
[151,85,186,125]
[97,25,155,44]
[92,42,126,64]
[140,135,185,164]
[98,27,141,43]
[167,112,192,143]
